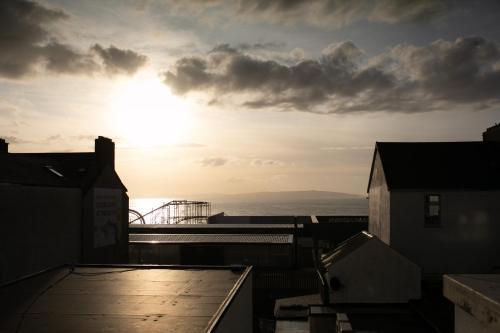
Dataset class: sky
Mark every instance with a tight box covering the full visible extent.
[1,0,500,197]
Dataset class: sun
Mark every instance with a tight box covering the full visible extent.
[109,72,192,148]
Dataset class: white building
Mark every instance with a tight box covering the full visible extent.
[320,231,421,304]
[367,124,500,276]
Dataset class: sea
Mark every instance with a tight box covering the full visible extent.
[130,196,369,220]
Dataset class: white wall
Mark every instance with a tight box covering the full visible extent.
[368,152,390,244]
[0,184,82,284]
[390,190,500,275]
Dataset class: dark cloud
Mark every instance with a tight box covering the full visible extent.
[237,42,285,50]
[0,0,147,78]
[165,0,448,27]
[389,37,500,104]
[199,157,228,167]
[164,37,500,113]
[92,44,147,75]
[164,41,396,112]
[368,0,447,24]
[43,42,99,74]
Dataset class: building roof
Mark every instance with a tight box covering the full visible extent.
[129,223,303,235]
[0,136,126,191]
[0,152,95,188]
[369,141,500,191]
[321,231,374,268]
[0,265,251,333]
[129,233,294,244]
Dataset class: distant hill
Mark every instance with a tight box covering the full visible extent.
[187,190,365,203]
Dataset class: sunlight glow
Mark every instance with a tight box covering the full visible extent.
[109,72,192,148]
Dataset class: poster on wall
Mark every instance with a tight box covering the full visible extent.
[94,188,122,248]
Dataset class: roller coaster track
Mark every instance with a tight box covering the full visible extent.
[128,200,211,225]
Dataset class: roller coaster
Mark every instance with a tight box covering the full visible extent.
[129,200,211,225]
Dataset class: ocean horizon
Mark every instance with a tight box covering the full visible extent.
[130,195,369,220]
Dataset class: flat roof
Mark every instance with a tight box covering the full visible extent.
[444,274,500,331]
[129,233,294,244]
[0,265,251,333]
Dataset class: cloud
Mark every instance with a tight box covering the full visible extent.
[43,42,99,74]
[320,146,372,151]
[46,134,62,141]
[156,0,448,28]
[164,37,500,113]
[72,134,96,141]
[92,44,147,75]
[198,157,228,167]
[238,0,447,26]
[251,158,284,166]
[0,0,147,78]
[368,0,447,24]
[2,135,29,144]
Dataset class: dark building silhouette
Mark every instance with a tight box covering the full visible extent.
[0,136,128,284]
[483,122,500,141]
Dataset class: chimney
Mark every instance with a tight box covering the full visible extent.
[483,123,500,142]
[0,138,8,153]
[95,136,115,169]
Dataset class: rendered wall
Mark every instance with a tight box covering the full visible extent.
[82,166,129,264]
[390,191,500,275]
[455,306,498,333]
[214,269,253,333]
[0,184,81,284]
[368,152,390,244]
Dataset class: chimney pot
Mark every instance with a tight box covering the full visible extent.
[0,138,8,153]
[95,136,115,169]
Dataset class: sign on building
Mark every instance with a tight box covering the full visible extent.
[94,188,122,248]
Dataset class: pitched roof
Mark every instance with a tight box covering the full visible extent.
[321,231,374,268]
[370,141,500,190]
[0,152,96,188]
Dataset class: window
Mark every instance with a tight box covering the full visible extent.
[425,194,441,226]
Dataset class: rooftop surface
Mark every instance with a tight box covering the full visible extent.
[129,233,294,244]
[321,231,373,268]
[444,274,500,331]
[0,265,250,333]
[372,141,500,190]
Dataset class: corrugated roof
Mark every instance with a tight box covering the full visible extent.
[321,231,374,268]
[129,224,303,235]
[129,233,294,244]
[371,141,500,190]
